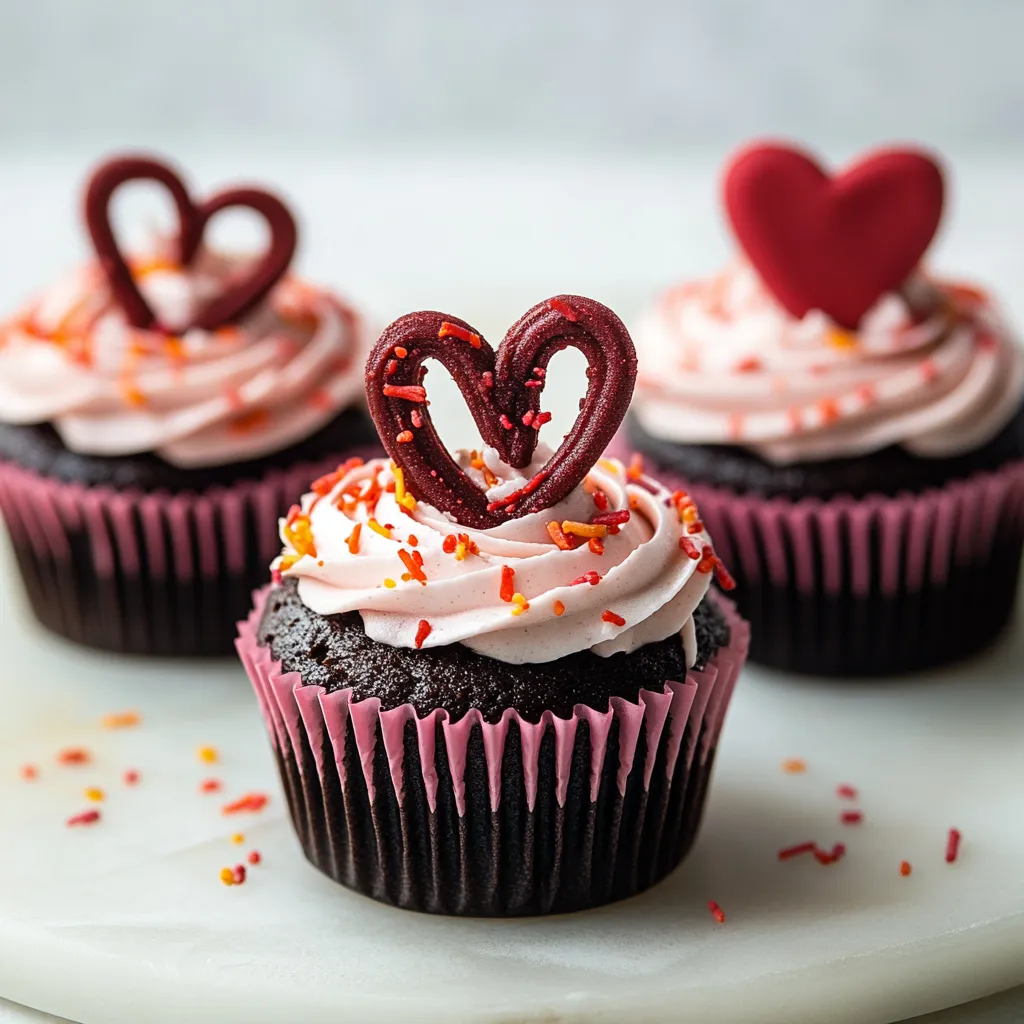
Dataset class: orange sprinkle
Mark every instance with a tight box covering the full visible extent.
[900,860,912,877]
[482,464,499,488]
[346,522,362,555]
[414,619,432,648]
[84,787,105,802]
[197,746,219,764]
[57,747,91,766]
[101,710,140,729]
[200,778,222,793]
[588,537,605,555]
[283,511,317,561]
[438,321,482,348]
[561,520,607,539]
[500,566,515,602]
[442,534,457,554]
[626,454,643,481]
[20,764,38,781]
[553,600,565,616]
[222,792,269,816]
[407,534,419,547]
[228,408,271,434]
[367,518,392,539]
[394,345,408,358]
[602,610,626,627]
[219,867,236,886]
[120,379,147,407]
[546,520,573,550]
[396,430,414,443]
[781,758,807,774]
[398,548,427,583]
[231,832,245,845]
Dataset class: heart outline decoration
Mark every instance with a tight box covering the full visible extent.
[84,154,298,333]
[723,141,945,329]
[366,295,637,530]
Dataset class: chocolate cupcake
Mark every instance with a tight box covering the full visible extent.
[237,295,749,915]
[614,141,1024,676]
[0,154,381,655]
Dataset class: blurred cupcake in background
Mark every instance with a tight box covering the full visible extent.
[0,154,381,656]
[238,296,748,916]
[615,141,1024,676]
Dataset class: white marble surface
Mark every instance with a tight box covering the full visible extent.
[0,155,1022,1023]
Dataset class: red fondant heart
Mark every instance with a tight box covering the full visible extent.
[723,142,944,329]
[84,155,297,332]
[366,296,637,529]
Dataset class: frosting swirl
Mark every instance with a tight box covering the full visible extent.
[632,262,1024,464]
[275,450,717,666]
[0,243,368,468]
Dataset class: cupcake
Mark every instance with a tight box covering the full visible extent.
[0,154,381,656]
[237,295,749,915]
[616,141,1024,676]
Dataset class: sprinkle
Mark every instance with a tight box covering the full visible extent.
[840,810,863,825]
[19,764,38,781]
[499,414,513,430]
[344,522,362,555]
[228,408,270,434]
[481,370,494,389]
[777,841,816,861]
[311,470,342,496]
[588,537,605,555]
[562,520,607,539]
[707,900,726,924]
[510,593,530,616]
[248,850,262,865]
[814,844,845,865]
[231,833,245,845]
[598,458,619,474]
[385,359,398,375]
[367,518,392,539]
[686,520,705,534]
[123,770,140,786]
[222,792,269,816]
[443,534,457,554]
[734,356,762,373]
[696,544,716,574]
[438,321,482,348]
[602,610,626,627]
[553,600,565,616]
[900,860,912,877]
[591,509,630,527]
[679,537,701,559]
[57,747,91,766]
[382,384,428,402]
[532,367,546,378]
[571,570,602,586]
[84,787,104,802]
[219,867,235,886]
[398,548,427,583]
[521,409,535,427]
[714,560,737,591]
[781,758,806,774]
[233,864,247,885]
[626,454,643,481]
[200,778,222,793]
[67,809,101,827]
[396,430,414,443]
[120,379,147,407]
[828,328,859,350]
[546,520,574,550]
[102,711,140,729]
[383,578,396,588]
[592,489,609,511]
[921,358,940,384]
[500,566,515,602]
[197,746,219,764]
[414,619,432,649]
[547,297,578,321]
[524,380,543,389]
[393,346,408,358]
[945,828,962,864]
[838,786,858,802]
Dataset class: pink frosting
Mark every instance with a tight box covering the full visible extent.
[276,450,719,666]
[632,263,1024,464]
[0,243,369,468]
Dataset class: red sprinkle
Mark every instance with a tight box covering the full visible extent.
[840,810,864,825]
[500,566,515,603]
[19,764,38,781]
[442,534,457,554]
[123,769,140,786]
[248,850,262,865]
[524,379,543,389]
[571,570,602,586]
[522,409,535,427]
[414,619,432,649]
[946,828,962,864]
[222,792,269,816]
[591,509,630,527]
[438,321,482,348]
[396,430,414,443]
[592,489,609,511]
[232,864,247,886]
[200,778,222,794]
[532,367,546,378]
[714,559,737,591]
[67,809,101,827]
[837,784,859,800]
[481,370,494,389]
[382,384,428,402]
[588,537,605,555]
[814,843,846,865]
[57,747,91,766]
[602,610,626,627]
[499,414,513,430]
[707,900,726,924]
[533,411,552,428]
[548,297,579,322]
[385,359,398,376]
[777,841,816,861]
[900,860,912,877]
[410,409,424,429]
[679,537,701,559]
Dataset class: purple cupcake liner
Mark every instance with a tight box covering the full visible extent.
[237,586,749,916]
[608,433,1024,675]
[0,449,377,656]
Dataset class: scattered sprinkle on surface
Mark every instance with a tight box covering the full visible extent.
[946,828,962,864]
[57,747,91,766]
[200,778,222,794]
[123,770,140,786]
[708,900,726,924]
[19,764,38,781]
[248,850,262,865]
[840,810,864,825]
[66,809,101,827]
[101,711,141,729]
[231,833,245,845]
[781,758,807,774]
[197,746,219,764]
[900,860,912,877]
[222,793,269,816]
[84,787,105,803]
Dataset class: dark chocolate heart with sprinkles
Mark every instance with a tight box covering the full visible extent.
[366,295,637,529]
[84,154,298,333]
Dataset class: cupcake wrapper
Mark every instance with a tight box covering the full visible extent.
[237,587,749,916]
[0,450,377,656]
[608,433,1024,675]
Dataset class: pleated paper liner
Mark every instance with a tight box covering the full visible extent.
[237,586,749,917]
[607,434,1024,675]
[0,451,377,657]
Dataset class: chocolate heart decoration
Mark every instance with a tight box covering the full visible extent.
[723,142,944,329]
[366,296,637,529]
[84,155,298,332]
